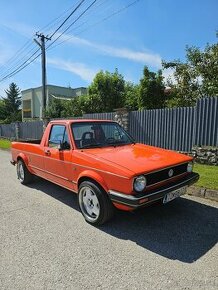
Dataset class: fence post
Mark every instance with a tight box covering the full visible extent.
[14,122,20,140]
[114,108,129,131]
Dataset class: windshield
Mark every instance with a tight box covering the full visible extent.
[71,122,135,149]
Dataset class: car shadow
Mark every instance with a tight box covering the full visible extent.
[28,178,218,264]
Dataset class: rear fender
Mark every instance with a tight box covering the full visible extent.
[17,153,34,174]
[17,153,28,165]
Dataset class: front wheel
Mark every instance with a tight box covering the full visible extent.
[17,159,34,185]
[78,181,114,225]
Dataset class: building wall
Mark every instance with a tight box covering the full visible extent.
[21,85,87,120]
[33,88,43,119]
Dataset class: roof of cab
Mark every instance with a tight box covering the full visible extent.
[49,119,115,124]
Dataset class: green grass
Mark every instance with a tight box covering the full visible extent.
[194,163,218,190]
[0,139,11,149]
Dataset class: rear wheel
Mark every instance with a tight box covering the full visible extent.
[17,159,34,185]
[78,181,114,225]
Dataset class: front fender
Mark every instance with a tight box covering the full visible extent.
[77,170,109,193]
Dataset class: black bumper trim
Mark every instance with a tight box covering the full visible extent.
[108,172,199,208]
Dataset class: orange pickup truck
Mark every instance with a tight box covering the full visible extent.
[11,119,199,225]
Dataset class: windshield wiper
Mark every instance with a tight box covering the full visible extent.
[81,143,103,149]
[105,141,132,147]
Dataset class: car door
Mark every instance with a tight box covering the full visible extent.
[44,124,74,190]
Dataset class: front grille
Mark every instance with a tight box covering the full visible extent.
[145,163,188,186]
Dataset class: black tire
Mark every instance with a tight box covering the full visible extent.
[78,181,114,225]
[17,159,34,185]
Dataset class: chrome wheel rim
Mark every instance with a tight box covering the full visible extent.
[79,186,100,222]
[17,162,24,181]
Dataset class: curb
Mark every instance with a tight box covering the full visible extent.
[186,186,218,202]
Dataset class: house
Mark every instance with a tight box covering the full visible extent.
[22,84,87,120]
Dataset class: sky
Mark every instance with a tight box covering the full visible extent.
[0,0,217,97]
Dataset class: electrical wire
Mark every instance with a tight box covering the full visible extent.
[0,40,32,71]
[46,0,98,50]
[49,0,86,39]
[0,45,37,78]
[47,0,140,51]
[39,0,84,33]
[0,0,140,83]
[0,1,85,77]
[0,49,40,82]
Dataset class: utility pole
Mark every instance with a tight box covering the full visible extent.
[34,33,51,119]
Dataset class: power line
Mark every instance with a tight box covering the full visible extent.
[47,0,140,51]
[0,1,86,77]
[47,0,98,50]
[0,49,40,82]
[52,0,113,37]
[49,0,86,39]
[39,0,84,33]
[0,40,32,71]
[0,0,140,83]
[0,45,37,78]
[0,1,88,82]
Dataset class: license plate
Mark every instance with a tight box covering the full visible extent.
[163,186,187,204]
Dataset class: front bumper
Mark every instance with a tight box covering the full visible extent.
[108,172,199,208]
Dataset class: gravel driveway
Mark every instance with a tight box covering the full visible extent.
[0,149,218,289]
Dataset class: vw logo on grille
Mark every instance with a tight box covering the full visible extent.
[168,169,174,177]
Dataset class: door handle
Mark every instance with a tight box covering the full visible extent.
[44,149,51,156]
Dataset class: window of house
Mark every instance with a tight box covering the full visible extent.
[23,100,32,118]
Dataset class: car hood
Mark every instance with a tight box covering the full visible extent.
[83,143,192,175]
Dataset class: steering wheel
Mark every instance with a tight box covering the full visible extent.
[106,137,116,143]
[82,132,94,141]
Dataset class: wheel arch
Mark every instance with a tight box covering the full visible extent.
[77,170,109,193]
[17,153,28,166]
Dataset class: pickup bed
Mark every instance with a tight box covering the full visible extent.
[11,119,199,225]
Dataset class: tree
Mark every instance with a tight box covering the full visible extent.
[88,69,125,112]
[62,95,91,116]
[2,83,22,123]
[45,98,66,118]
[124,82,139,111]
[0,100,7,122]
[138,66,165,109]
[162,39,218,107]
[4,83,21,113]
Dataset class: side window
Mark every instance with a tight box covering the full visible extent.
[49,125,70,150]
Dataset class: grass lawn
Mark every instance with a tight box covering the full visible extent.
[194,163,218,190]
[0,139,11,149]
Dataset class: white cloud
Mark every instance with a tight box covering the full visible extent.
[2,21,162,68]
[1,21,36,38]
[60,34,162,68]
[47,58,98,82]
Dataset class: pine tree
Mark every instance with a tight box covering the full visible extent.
[3,83,22,123]
[4,82,21,113]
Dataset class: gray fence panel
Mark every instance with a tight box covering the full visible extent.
[0,123,16,138]
[19,121,43,140]
[195,97,218,147]
[83,112,115,120]
[0,97,217,150]
[129,106,196,152]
